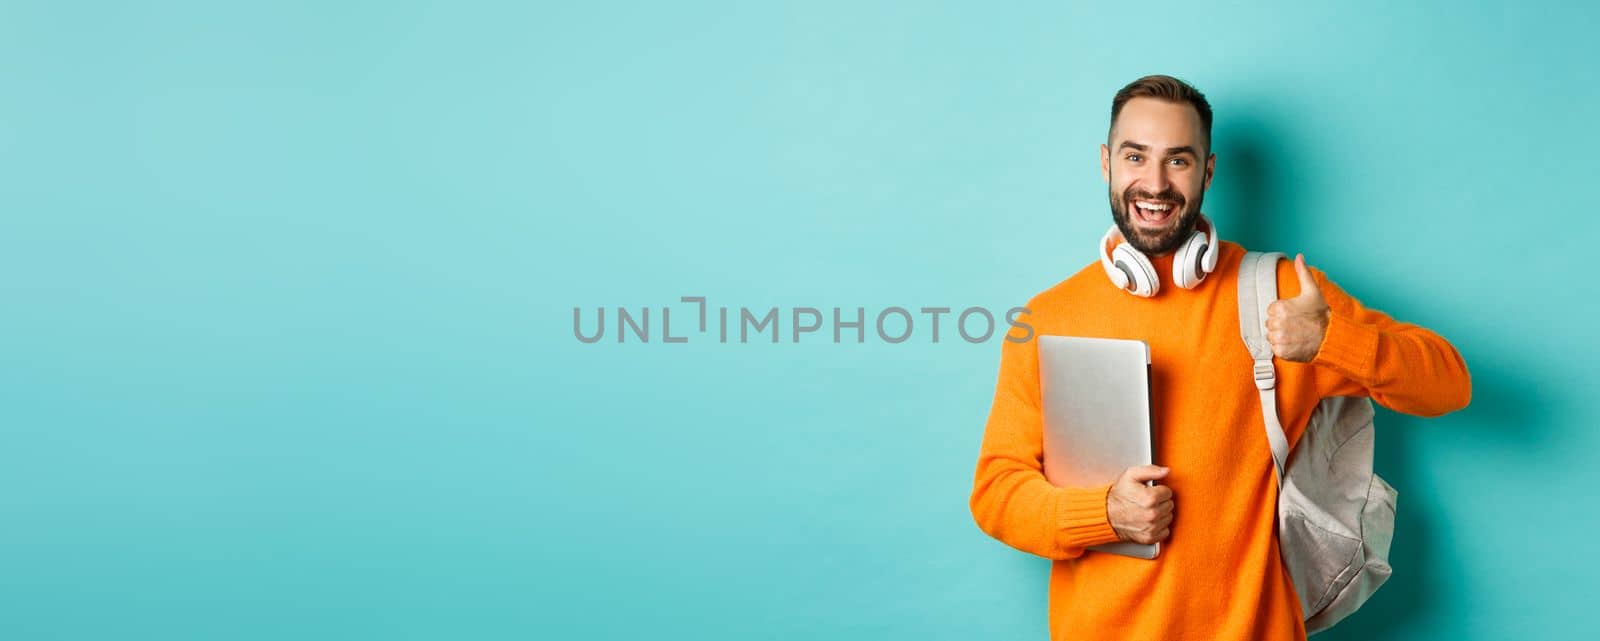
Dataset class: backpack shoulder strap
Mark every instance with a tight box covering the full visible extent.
[1237,251,1291,484]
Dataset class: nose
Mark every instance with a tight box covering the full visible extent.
[1143,161,1172,194]
[1130,159,1171,196]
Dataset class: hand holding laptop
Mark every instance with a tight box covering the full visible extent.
[1107,464,1174,545]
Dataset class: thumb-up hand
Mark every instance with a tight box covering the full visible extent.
[1107,464,1174,545]
[1266,253,1332,363]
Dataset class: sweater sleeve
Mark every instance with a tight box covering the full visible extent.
[1288,264,1473,418]
[969,314,1123,560]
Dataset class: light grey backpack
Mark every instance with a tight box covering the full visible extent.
[1236,251,1398,635]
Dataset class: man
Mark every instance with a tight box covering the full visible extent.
[967,75,1471,640]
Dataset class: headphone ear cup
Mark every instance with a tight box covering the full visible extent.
[1172,230,1210,289]
[1112,244,1158,297]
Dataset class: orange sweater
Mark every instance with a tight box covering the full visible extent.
[969,240,1470,640]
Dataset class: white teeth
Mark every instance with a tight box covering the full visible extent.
[1135,201,1171,211]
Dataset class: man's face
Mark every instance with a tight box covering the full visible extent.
[1100,97,1216,255]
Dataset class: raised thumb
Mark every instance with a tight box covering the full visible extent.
[1121,464,1170,484]
[1293,253,1323,301]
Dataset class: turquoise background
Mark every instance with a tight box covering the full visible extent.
[3,1,1595,639]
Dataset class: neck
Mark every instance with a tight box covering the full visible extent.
[1148,250,1176,275]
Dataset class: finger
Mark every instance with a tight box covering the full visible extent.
[1294,253,1324,302]
[1149,485,1173,502]
[1152,499,1174,515]
[1121,464,1170,484]
[1154,528,1170,541]
[1154,512,1173,530]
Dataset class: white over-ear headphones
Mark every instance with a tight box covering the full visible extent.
[1099,213,1219,297]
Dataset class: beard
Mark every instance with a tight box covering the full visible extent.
[1109,182,1204,255]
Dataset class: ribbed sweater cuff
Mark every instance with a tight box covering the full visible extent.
[1312,311,1379,384]
[1055,483,1121,549]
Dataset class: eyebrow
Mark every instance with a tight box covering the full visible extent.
[1117,141,1200,157]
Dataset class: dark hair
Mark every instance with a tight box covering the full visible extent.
[1109,75,1213,152]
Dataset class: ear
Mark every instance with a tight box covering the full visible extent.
[1100,144,1111,183]
[1203,152,1216,191]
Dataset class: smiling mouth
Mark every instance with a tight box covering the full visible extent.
[1131,199,1178,226]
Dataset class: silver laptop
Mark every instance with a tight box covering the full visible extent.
[1037,335,1159,559]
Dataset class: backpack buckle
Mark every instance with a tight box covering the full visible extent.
[1253,359,1276,390]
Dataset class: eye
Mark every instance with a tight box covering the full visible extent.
[1125,153,1142,162]
[1169,158,1188,166]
